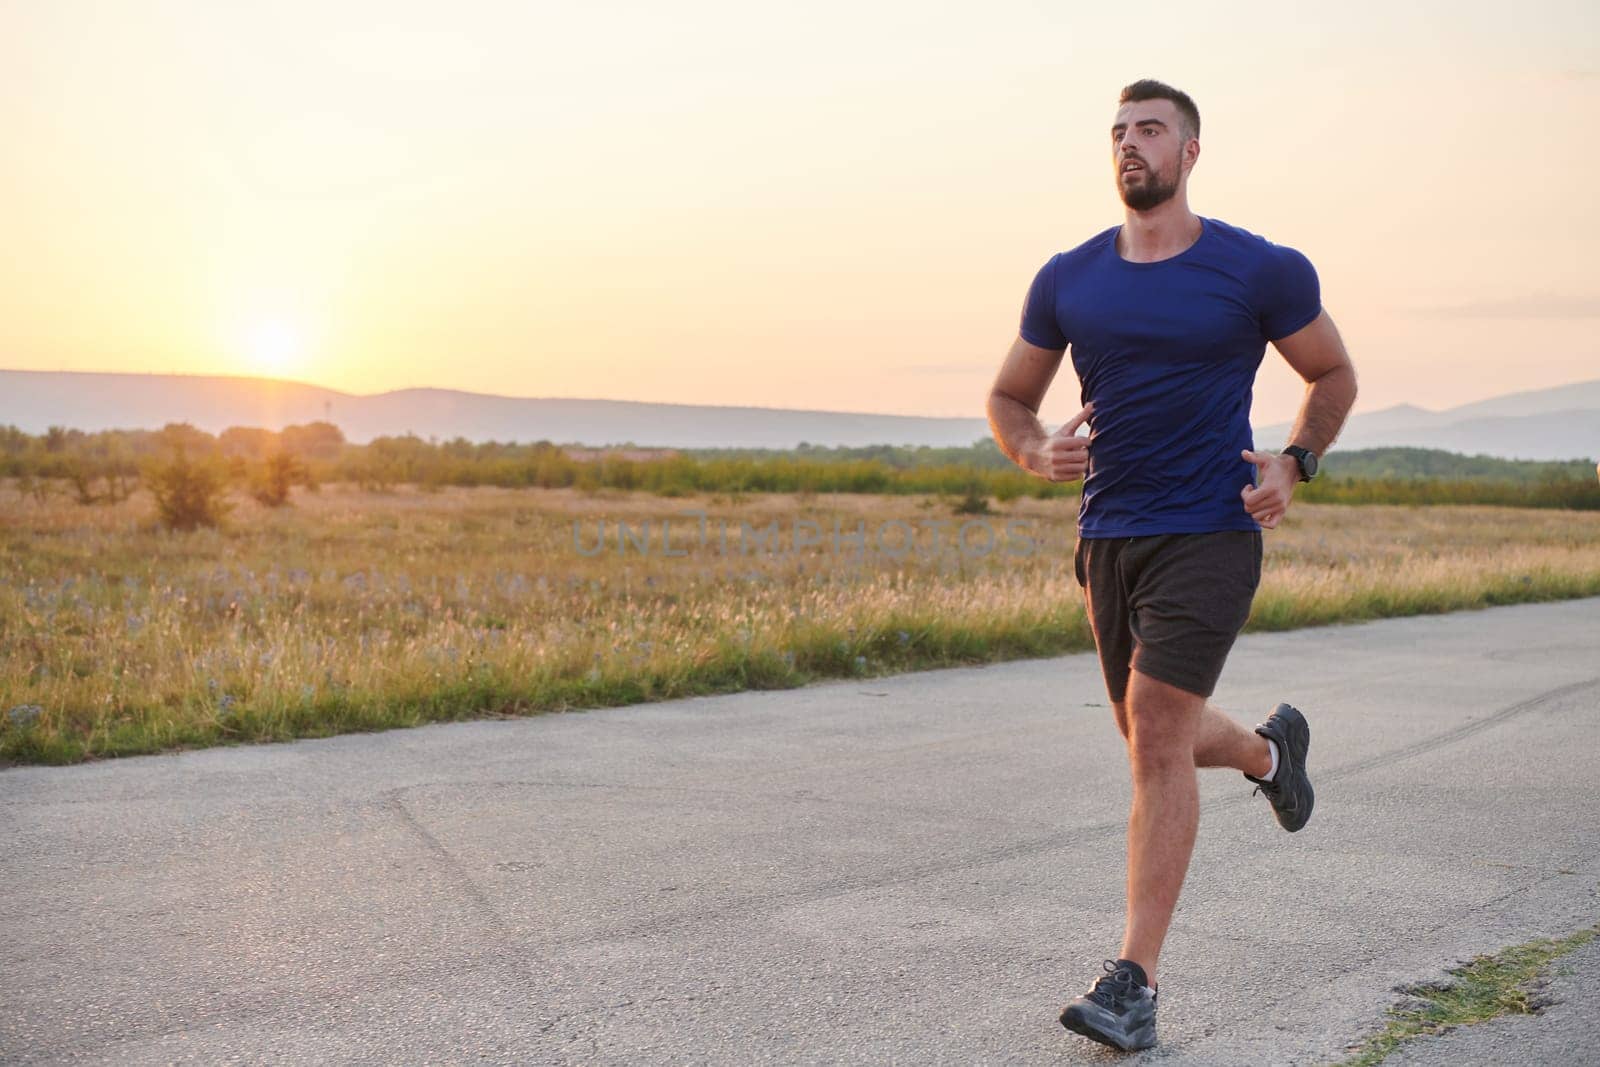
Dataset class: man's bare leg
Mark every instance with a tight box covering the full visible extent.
[1112,694,1271,778]
[1116,669,1204,988]
[1194,701,1273,776]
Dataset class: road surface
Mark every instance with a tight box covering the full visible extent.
[4,598,1599,1064]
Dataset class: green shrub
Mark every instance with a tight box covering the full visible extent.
[251,451,311,508]
[146,448,233,530]
[953,482,993,515]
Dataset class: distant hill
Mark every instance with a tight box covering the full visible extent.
[1255,381,1600,462]
[0,370,991,450]
[1440,378,1600,420]
[2,368,1596,460]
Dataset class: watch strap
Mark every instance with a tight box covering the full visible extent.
[1281,445,1317,482]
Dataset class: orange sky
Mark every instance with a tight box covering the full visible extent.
[2,1,1597,428]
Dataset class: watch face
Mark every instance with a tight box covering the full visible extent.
[1303,452,1319,478]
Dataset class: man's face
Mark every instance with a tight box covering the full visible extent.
[1110,99,1191,211]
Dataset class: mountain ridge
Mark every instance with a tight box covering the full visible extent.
[2,368,1596,460]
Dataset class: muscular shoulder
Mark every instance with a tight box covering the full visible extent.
[1036,225,1119,281]
[1204,217,1314,274]
[1206,219,1322,340]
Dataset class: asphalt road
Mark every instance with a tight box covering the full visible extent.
[4,597,1599,1066]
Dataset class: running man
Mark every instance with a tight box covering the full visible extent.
[986,79,1357,1052]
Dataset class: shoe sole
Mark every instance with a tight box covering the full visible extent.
[1059,1003,1157,1051]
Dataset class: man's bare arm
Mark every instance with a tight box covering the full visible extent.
[1274,309,1358,455]
[987,335,1093,482]
[1240,309,1358,527]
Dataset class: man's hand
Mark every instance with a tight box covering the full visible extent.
[1030,403,1094,482]
[1240,449,1300,529]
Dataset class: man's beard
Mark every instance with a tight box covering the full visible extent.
[1118,160,1179,211]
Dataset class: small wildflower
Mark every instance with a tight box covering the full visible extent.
[218,694,238,716]
[854,655,868,671]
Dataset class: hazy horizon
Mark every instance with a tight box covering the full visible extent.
[4,1,1597,428]
[6,365,1599,422]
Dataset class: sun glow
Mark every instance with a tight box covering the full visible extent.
[240,319,306,378]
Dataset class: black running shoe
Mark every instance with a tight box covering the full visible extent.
[1059,959,1158,1051]
[1246,702,1314,832]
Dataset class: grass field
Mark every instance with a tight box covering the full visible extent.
[4,483,1599,766]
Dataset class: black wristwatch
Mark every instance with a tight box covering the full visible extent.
[1282,445,1319,482]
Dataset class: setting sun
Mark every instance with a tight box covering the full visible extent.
[2,2,1597,420]
[239,319,306,378]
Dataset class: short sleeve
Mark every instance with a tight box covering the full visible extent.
[1255,244,1322,341]
[1018,255,1068,350]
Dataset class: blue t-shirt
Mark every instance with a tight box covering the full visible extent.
[1019,216,1321,539]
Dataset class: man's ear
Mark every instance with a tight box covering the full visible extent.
[1184,138,1201,170]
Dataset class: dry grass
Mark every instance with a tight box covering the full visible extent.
[3,483,1598,765]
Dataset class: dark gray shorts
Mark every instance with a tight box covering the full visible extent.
[1073,531,1263,703]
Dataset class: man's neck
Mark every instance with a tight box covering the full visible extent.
[1117,202,1202,263]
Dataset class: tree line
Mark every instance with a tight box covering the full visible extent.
[1,423,1595,530]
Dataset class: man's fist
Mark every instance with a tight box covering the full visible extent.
[1240,449,1300,529]
[1032,403,1094,482]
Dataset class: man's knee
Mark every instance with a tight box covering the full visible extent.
[1125,672,1204,771]
[1127,715,1190,775]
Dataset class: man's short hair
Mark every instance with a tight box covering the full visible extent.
[1119,79,1200,142]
